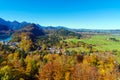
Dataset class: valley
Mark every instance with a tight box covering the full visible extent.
[0,18,120,80]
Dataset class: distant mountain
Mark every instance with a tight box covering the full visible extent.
[1,17,120,34]
[42,26,72,34]
[0,18,31,30]
[2,17,120,40]
[0,17,87,40]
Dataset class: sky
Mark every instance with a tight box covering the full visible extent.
[0,0,120,29]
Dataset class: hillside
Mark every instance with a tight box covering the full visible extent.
[0,24,13,39]
[11,24,45,42]
[0,24,9,31]
[55,28,81,38]
[19,24,44,36]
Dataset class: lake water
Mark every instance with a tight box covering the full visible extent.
[0,36,12,42]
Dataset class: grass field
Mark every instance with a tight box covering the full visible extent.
[65,38,80,43]
[80,35,120,51]
[66,35,120,51]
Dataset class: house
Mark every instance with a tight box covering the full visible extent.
[8,42,19,48]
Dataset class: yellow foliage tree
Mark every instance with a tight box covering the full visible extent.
[19,32,33,52]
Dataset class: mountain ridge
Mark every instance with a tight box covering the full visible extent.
[1,17,120,35]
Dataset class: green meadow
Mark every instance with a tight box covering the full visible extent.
[81,35,120,51]
[66,35,120,51]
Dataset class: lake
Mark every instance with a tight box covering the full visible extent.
[0,36,12,42]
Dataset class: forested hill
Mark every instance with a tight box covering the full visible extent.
[0,24,9,31]
[16,24,45,36]
[0,24,13,39]
[11,24,81,42]
[11,24,45,42]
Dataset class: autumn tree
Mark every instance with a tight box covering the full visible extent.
[18,32,34,52]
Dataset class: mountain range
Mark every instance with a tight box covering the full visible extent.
[0,18,41,30]
[0,18,68,30]
[0,18,82,40]
[0,17,120,40]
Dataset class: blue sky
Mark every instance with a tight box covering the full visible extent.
[0,0,120,29]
